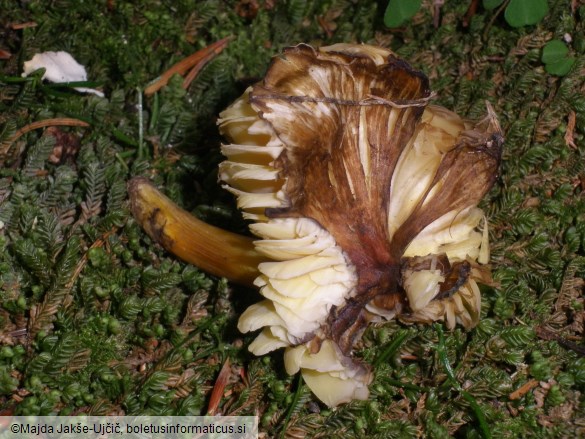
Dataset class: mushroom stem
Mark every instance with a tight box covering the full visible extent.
[128,177,263,286]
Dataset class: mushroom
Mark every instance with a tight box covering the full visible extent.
[129,43,503,407]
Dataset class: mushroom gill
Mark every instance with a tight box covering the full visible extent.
[130,43,503,407]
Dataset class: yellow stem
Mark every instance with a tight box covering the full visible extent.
[128,177,263,286]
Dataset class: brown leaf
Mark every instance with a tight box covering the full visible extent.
[235,0,260,19]
[207,358,231,415]
[565,110,577,149]
[45,126,81,164]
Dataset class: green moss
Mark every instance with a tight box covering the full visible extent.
[0,0,584,435]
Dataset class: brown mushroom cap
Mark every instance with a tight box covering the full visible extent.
[219,43,503,406]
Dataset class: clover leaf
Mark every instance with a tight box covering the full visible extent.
[483,0,505,10]
[504,0,548,28]
[384,0,422,28]
[541,39,569,64]
[541,40,576,76]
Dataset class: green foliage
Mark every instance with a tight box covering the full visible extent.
[79,161,106,223]
[0,366,19,395]
[23,136,56,177]
[483,0,505,10]
[0,0,584,434]
[568,358,585,387]
[286,0,313,25]
[504,0,548,28]
[384,0,422,28]
[542,39,570,63]
[388,0,549,30]
[541,40,576,76]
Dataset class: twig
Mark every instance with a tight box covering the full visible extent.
[1,118,90,158]
[62,228,118,292]
[536,326,585,357]
[254,92,435,108]
[10,21,37,29]
[433,0,445,29]
[509,379,539,400]
[144,36,232,96]
[463,0,479,28]
[483,0,510,41]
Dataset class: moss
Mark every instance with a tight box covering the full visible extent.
[0,0,584,435]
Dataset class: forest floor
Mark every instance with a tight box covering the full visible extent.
[1,0,584,437]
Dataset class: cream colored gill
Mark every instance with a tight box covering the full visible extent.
[403,268,445,312]
[402,277,481,330]
[238,217,357,351]
[257,269,354,299]
[218,88,288,221]
[387,105,465,241]
[404,206,484,261]
[219,161,280,183]
[478,215,490,264]
[238,300,286,333]
[220,144,283,165]
[218,89,272,146]
[248,327,290,355]
[284,340,371,407]
[320,43,392,66]
[222,186,283,210]
[358,106,371,195]
[342,156,357,199]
